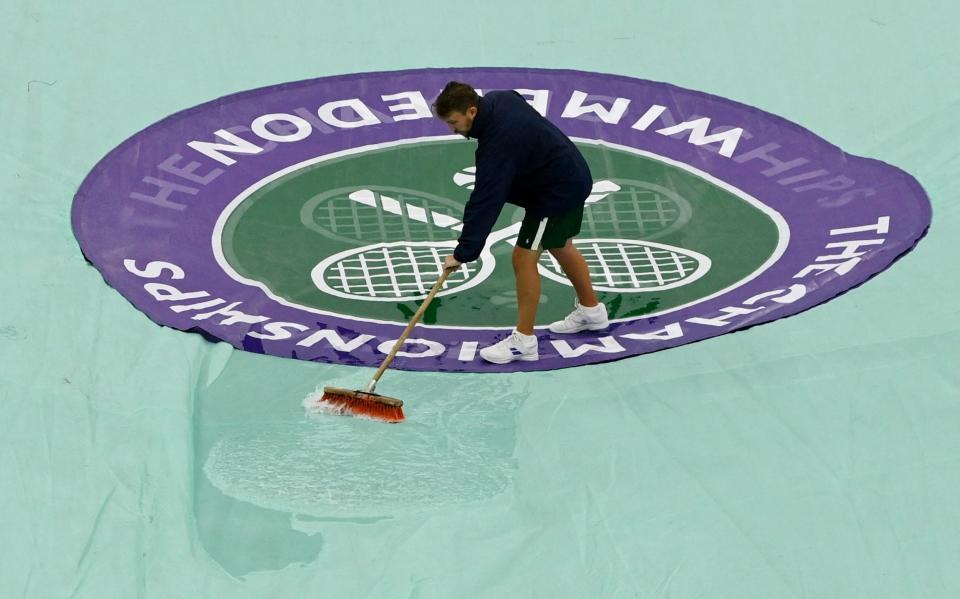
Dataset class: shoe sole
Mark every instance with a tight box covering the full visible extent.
[548,322,610,334]
[480,353,540,365]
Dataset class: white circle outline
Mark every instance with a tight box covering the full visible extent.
[211,135,791,330]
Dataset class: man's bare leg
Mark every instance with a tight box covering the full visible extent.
[512,245,542,335]
[547,239,599,307]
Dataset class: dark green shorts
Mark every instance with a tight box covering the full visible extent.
[515,205,584,251]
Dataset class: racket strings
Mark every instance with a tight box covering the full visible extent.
[585,188,681,237]
[321,245,474,299]
[541,241,699,289]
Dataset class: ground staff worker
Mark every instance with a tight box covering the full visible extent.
[434,81,609,364]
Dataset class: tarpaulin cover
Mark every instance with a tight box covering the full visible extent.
[2,2,958,598]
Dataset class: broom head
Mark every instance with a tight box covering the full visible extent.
[318,386,405,423]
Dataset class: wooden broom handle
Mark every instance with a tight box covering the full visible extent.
[368,267,455,388]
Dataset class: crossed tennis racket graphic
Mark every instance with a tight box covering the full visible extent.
[307,178,711,302]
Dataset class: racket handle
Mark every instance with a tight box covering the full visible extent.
[369,266,456,389]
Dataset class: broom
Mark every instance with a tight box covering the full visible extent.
[317,266,456,423]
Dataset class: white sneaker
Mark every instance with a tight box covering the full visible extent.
[479,330,539,364]
[548,300,609,334]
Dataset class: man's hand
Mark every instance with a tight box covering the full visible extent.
[443,255,462,270]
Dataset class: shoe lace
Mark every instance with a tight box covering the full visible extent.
[566,305,592,324]
[509,331,535,348]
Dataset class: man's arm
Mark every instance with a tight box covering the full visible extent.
[452,140,517,263]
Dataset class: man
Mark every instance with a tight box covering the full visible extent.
[433,81,609,364]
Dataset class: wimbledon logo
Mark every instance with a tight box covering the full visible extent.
[72,67,931,372]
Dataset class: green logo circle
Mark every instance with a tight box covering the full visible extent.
[221,138,781,327]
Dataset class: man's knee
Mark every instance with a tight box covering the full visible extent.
[547,238,575,259]
[512,245,541,269]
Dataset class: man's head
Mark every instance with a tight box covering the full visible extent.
[433,81,480,137]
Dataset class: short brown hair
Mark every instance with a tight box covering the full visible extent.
[433,81,480,118]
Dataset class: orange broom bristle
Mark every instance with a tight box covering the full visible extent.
[318,388,405,423]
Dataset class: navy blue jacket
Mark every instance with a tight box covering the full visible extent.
[452,90,592,263]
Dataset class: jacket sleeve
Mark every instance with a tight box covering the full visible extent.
[453,140,517,263]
